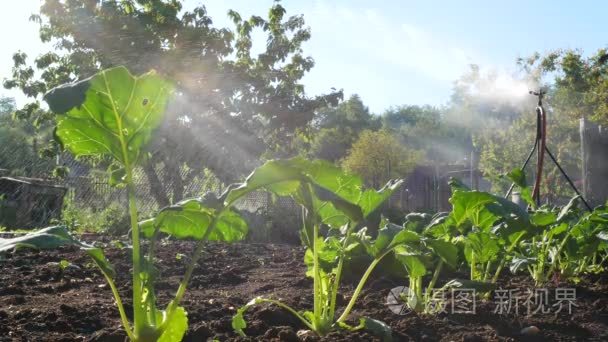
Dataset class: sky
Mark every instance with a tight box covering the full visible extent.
[0,0,606,113]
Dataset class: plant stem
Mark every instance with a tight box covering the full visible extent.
[483,260,492,282]
[336,250,388,323]
[312,222,321,328]
[329,223,356,321]
[492,233,525,283]
[126,174,145,335]
[257,299,316,331]
[425,260,444,306]
[329,250,344,321]
[546,232,571,281]
[162,207,227,330]
[100,268,135,341]
[470,251,476,280]
[104,68,144,337]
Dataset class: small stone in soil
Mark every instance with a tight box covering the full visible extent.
[521,326,540,336]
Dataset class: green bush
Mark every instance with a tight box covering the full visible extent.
[60,199,129,235]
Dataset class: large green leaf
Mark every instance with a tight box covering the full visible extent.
[141,199,247,242]
[0,226,115,277]
[450,189,530,232]
[293,158,364,203]
[224,159,304,206]
[450,190,500,230]
[44,66,173,164]
[358,180,403,217]
[227,158,402,220]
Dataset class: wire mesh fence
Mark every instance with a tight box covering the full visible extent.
[0,147,304,242]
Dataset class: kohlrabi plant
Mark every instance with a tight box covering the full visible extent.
[443,178,531,285]
[511,197,608,285]
[379,213,461,314]
[0,67,249,341]
[229,158,405,339]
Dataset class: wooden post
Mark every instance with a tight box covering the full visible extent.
[580,118,589,200]
[580,117,608,207]
[470,150,480,190]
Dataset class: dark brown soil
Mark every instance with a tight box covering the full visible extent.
[1,240,607,341]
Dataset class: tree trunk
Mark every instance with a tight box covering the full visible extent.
[143,162,170,207]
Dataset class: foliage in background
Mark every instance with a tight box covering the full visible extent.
[382,104,472,163]
[0,96,55,177]
[59,198,128,235]
[4,0,342,207]
[342,130,421,188]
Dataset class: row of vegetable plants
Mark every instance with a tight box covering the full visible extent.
[1,67,607,342]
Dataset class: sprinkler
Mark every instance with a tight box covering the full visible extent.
[505,89,592,211]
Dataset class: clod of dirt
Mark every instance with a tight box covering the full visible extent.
[463,333,484,342]
[184,323,212,341]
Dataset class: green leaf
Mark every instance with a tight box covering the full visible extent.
[450,191,500,231]
[0,226,74,252]
[0,226,115,278]
[359,317,393,342]
[59,259,71,270]
[225,159,304,206]
[425,239,459,268]
[403,213,432,232]
[214,209,249,242]
[530,210,557,226]
[450,189,530,232]
[232,297,264,337]
[304,237,341,275]
[142,199,247,242]
[158,306,188,342]
[464,232,499,263]
[557,196,580,222]
[108,163,126,187]
[44,66,174,165]
[232,309,247,337]
[423,212,455,238]
[357,221,420,259]
[394,248,427,278]
[506,169,534,207]
[358,179,403,218]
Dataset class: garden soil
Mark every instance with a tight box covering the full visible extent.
[1,240,607,341]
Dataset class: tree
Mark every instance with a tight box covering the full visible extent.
[341,130,421,188]
[0,96,55,177]
[381,105,471,163]
[518,49,608,125]
[4,0,341,206]
[298,94,379,162]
